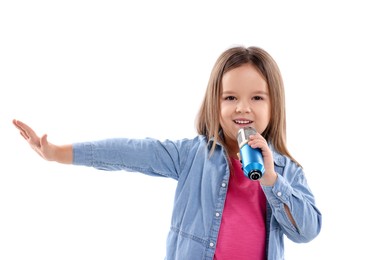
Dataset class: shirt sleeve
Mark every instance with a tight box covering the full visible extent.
[72,137,192,180]
[261,161,322,243]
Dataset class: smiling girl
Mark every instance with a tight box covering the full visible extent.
[13,45,322,260]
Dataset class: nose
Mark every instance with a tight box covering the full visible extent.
[236,100,251,113]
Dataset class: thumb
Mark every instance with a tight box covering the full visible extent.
[40,134,49,147]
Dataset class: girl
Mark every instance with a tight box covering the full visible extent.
[13,46,322,260]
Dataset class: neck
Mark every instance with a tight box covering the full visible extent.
[224,141,240,160]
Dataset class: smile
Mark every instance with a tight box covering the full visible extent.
[234,120,252,124]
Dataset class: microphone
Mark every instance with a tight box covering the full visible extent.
[237,126,265,180]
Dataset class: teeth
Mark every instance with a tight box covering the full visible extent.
[235,120,251,124]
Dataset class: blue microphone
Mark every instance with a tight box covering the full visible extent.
[237,127,265,180]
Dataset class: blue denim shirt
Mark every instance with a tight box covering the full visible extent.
[73,135,322,260]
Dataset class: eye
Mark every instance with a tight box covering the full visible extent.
[224,96,236,101]
[252,96,264,101]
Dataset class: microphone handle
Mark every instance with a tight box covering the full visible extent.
[239,143,265,180]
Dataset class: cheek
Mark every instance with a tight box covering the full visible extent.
[255,104,271,127]
[220,103,231,118]
[260,101,271,116]
[219,113,227,129]
[263,105,271,119]
[219,106,233,129]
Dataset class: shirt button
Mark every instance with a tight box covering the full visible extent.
[215,212,220,217]
[277,191,282,196]
[221,183,227,188]
[209,242,215,247]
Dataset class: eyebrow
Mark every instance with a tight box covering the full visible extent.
[222,90,269,96]
[253,91,269,96]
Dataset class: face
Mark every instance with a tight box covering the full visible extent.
[220,63,271,154]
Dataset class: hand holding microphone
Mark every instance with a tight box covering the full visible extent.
[237,126,265,180]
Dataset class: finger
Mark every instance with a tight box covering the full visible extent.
[13,119,25,132]
[14,120,42,143]
[13,121,31,139]
[19,131,29,140]
[13,120,36,136]
[13,119,25,129]
[249,138,268,149]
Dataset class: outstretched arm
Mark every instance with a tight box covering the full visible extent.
[12,119,73,164]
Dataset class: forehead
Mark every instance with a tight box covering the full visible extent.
[222,64,267,93]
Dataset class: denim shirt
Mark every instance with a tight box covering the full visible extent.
[73,135,322,260]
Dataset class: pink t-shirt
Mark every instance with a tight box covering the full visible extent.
[214,158,267,260]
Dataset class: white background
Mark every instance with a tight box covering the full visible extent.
[1,0,378,259]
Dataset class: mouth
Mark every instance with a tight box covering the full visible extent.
[234,119,253,125]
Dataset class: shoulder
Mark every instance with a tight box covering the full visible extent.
[167,135,207,147]
[270,145,300,169]
[159,135,209,155]
[272,149,304,180]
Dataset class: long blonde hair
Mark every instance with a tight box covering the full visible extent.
[196,45,300,166]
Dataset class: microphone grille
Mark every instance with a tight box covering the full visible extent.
[237,127,257,148]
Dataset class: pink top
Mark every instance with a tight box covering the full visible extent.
[214,158,267,260]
